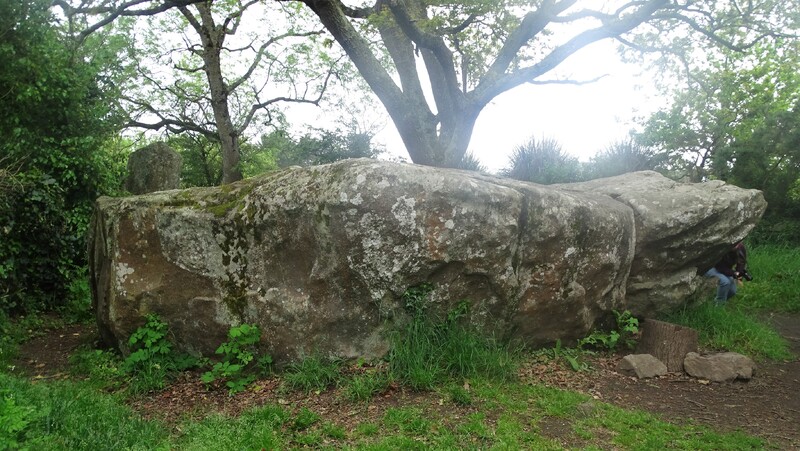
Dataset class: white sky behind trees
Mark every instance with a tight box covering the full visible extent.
[286,37,665,174]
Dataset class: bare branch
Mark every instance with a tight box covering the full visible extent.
[228,30,324,93]
[56,0,204,42]
[527,74,609,85]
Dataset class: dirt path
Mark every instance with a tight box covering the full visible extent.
[10,314,800,448]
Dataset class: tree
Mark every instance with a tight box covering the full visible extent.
[0,0,127,313]
[296,0,792,168]
[636,38,800,213]
[500,136,581,184]
[257,121,384,168]
[59,0,344,183]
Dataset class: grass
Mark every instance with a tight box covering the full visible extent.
[0,372,168,450]
[737,244,800,313]
[1,368,770,450]
[281,353,342,393]
[666,302,793,361]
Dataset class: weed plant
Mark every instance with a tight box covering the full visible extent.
[201,323,271,394]
[123,314,200,395]
[579,310,639,352]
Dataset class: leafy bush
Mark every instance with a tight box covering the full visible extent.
[202,323,271,394]
[0,0,127,315]
[500,136,583,184]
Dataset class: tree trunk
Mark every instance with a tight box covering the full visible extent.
[635,319,699,373]
[188,2,244,184]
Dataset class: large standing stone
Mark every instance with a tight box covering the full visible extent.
[89,159,766,362]
[124,142,182,194]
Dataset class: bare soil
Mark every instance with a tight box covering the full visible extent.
[11,314,800,449]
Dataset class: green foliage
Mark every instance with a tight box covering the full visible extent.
[738,244,800,313]
[69,348,125,390]
[59,270,94,324]
[0,313,47,371]
[748,217,800,247]
[0,390,33,450]
[175,405,288,450]
[201,323,270,394]
[388,285,519,390]
[536,339,591,372]
[454,151,488,173]
[446,383,473,406]
[0,372,168,449]
[168,133,225,187]
[123,314,199,394]
[255,123,384,170]
[579,310,640,352]
[636,38,800,223]
[500,136,583,184]
[291,407,320,431]
[282,354,342,393]
[0,0,127,314]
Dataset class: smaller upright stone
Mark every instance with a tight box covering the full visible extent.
[684,352,756,382]
[617,354,668,379]
[125,142,182,194]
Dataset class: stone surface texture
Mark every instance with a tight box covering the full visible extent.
[90,159,766,361]
[684,352,757,382]
[124,142,182,195]
[617,354,668,379]
[557,172,766,316]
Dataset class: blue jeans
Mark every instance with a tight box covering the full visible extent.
[705,267,737,304]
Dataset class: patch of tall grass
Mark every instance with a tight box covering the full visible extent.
[738,244,800,313]
[387,286,519,391]
[0,373,167,450]
[174,404,288,450]
[666,302,792,361]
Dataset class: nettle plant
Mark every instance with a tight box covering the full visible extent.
[579,310,640,352]
[202,323,273,394]
[123,314,200,394]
